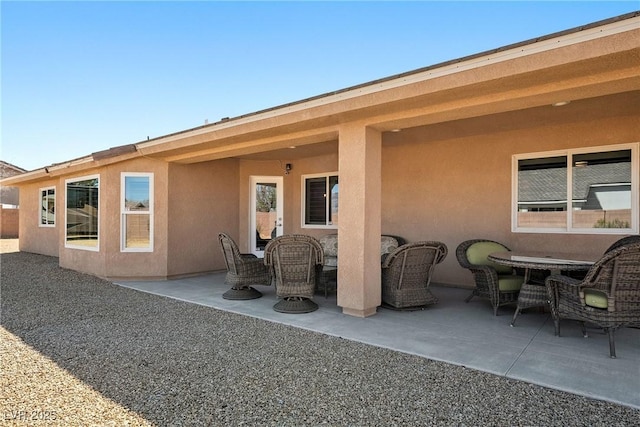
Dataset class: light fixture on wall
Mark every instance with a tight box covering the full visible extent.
[285,163,292,175]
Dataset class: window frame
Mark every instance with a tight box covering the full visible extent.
[120,172,154,252]
[39,186,56,227]
[301,171,339,229]
[65,174,100,251]
[512,143,638,234]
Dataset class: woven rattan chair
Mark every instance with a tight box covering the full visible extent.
[264,234,324,313]
[546,242,640,358]
[381,241,448,310]
[218,233,271,300]
[605,235,640,253]
[456,239,524,316]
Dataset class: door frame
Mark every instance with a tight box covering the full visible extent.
[249,175,284,256]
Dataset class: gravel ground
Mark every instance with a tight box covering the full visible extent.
[1,243,638,426]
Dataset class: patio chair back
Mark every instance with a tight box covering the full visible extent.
[381,241,448,309]
[218,232,271,289]
[576,242,640,313]
[604,235,640,253]
[456,239,523,316]
[264,235,324,299]
[546,242,640,357]
[218,232,243,275]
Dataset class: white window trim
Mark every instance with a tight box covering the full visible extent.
[65,174,100,251]
[39,186,56,228]
[512,143,638,234]
[120,172,154,252]
[301,171,339,229]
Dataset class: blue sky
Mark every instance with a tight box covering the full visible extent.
[2,1,638,171]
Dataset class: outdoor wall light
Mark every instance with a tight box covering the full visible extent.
[285,163,292,175]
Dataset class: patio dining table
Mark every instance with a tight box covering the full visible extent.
[487,251,597,327]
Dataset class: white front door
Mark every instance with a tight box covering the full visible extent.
[250,176,284,256]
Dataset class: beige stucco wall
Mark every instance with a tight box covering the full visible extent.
[13,100,637,288]
[100,158,170,279]
[167,159,240,277]
[16,159,170,278]
[382,112,639,287]
[53,158,170,279]
[232,103,637,290]
[17,179,60,257]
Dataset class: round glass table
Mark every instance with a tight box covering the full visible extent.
[487,252,597,326]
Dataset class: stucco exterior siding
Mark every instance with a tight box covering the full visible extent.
[100,158,170,279]
[167,159,239,277]
[18,180,59,257]
[380,105,639,287]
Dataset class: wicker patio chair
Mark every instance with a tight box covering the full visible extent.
[218,233,271,300]
[456,239,524,316]
[546,242,640,358]
[605,235,640,253]
[264,234,324,313]
[381,241,448,310]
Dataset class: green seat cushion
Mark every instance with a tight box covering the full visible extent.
[466,242,513,274]
[498,275,524,292]
[584,289,608,309]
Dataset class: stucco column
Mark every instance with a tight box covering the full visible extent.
[337,124,382,317]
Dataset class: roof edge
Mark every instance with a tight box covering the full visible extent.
[137,11,640,149]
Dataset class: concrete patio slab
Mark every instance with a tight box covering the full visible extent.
[115,272,640,409]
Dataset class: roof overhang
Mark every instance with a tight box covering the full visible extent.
[3,12,639,185]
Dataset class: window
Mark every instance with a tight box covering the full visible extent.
[65,175,99,250]
[39,187,55,227]
[302,173,338,228]
[513,144,638,233]
[121,173,153,251]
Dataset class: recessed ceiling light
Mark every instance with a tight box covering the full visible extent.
[289,146,296,149]
[390,129,401,132]
[552,101,570,107]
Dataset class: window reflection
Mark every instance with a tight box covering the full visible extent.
[572,150,631,229]
[517,156,567,228]
[66,177,99,247]
[122,174,152,250]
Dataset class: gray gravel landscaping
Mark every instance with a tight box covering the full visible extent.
[1,245,638,426]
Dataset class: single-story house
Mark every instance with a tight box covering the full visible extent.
[3,12,639,318]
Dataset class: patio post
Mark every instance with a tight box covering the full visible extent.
[337,123,382,317]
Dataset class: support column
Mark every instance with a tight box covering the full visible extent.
[337,124,382,317]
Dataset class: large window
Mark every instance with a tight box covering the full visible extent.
[302,173,338,228]
[121,173,153,252]
[513,144,638,233]
[65,175,99,250]
[39,187,55,227]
